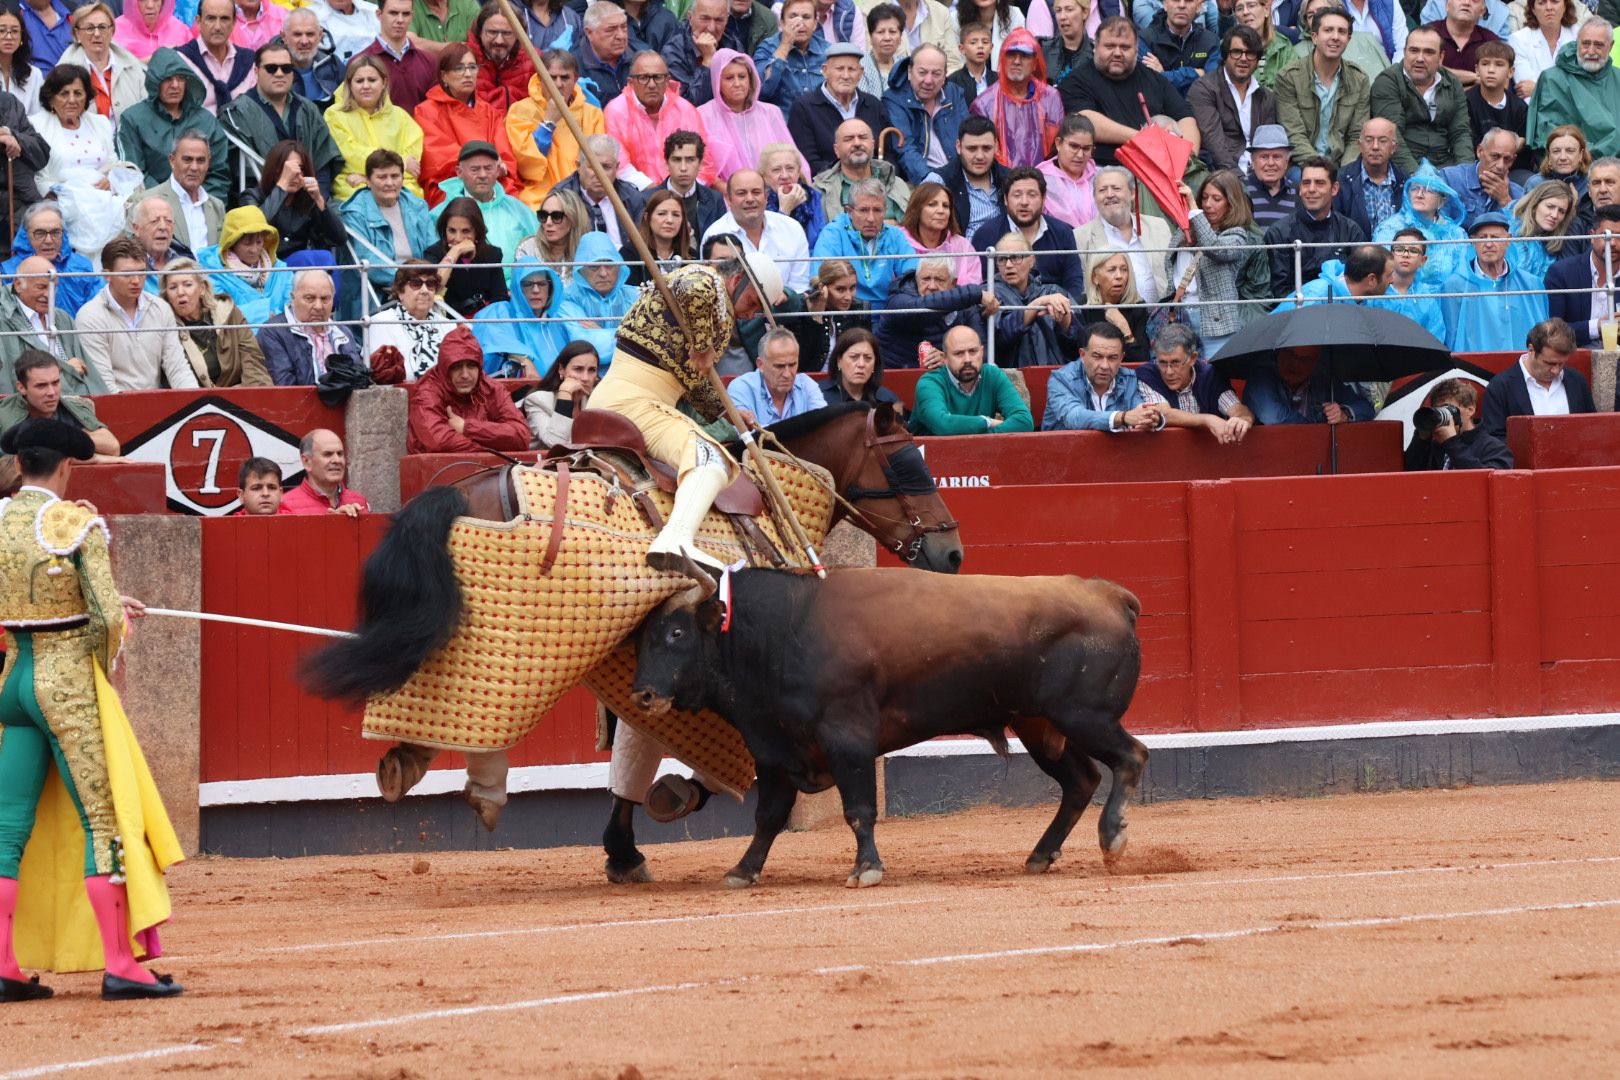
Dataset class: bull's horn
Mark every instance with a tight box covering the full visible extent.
[680,551,720,599]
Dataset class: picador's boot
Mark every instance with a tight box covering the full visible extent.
[0,877,51,1002]
[646,462,728,579]
[86,875,182,1000]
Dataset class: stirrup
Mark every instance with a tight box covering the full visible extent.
[645,775,708,824]
[646,542,725,581]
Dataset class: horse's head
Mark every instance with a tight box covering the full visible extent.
[839,401,963,573]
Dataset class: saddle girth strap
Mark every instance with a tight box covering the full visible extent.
[727,512,788,568]
[539,460,570,576]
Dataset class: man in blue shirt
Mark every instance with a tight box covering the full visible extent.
[1440,127,1522,230]
[727,328,828,426]
[1043,322,1166,432]
[1441,210,1549,351]
[19,0,71,73]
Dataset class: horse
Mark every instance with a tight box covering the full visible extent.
[305,402,964,879]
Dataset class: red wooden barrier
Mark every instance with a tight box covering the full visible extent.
[919,421,1404,486]
[67,462,167,514]
[1506,413,1620,471]
[92,388,344,515]
[195,464,1620,783]
[196,514,604,783]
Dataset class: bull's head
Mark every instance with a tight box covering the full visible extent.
[633,574,722,717]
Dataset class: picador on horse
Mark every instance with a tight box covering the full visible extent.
[307,249,966,883]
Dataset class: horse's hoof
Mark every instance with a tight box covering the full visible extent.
[462,784,502,832]
[1025,851,1059,874]
[605,858,654,884]
[375,748,426,802]
[845,867,884,888]
[723,870,757,889]
[1102,833,1128,871]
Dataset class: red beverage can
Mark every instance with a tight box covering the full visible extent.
[918,342,929,367]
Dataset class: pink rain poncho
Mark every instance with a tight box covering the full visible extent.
[697,49,810,184]
[114,0,192,61]
[970,29,1064,169]
[603,78,719,187]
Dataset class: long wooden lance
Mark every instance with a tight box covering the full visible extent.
[493,0,825,576]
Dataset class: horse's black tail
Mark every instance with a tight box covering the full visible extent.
[302,485,469,704]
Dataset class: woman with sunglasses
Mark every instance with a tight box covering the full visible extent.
[58,2,143,123]
[416,42,520,205]
[517,188,590,284]
[365,260,453,382]
[325,54,423,202]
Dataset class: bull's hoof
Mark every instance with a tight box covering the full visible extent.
[463,784,502,832]
[605,858,654,884]
[1025,851,1060,874]
[376,747,429,803]
[1101,830,1129,871]
[845,866,884,888]
[723,868,759,889]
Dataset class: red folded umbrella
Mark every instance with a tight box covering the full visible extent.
[1114,94,1193,233]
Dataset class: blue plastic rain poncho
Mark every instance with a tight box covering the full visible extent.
[1373,162,1470,288]
[557,231,638,364]
[1275,258,1447,343]
[472,259,574,378]
[1440,257,1550,352]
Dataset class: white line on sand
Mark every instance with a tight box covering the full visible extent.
[265,897,940,953]
[14,895,1619,1073]
[1120,854,1620,891]
[299,896,1620,1036]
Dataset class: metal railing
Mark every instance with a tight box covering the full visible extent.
[12,231,1617,347]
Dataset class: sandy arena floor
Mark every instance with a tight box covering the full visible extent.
[4,780,1620,1079]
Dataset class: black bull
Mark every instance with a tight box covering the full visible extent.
[632,567,1149,888]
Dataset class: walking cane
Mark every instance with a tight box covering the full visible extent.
[492,0,825,575]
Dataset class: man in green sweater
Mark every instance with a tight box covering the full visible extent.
[909,326,1035,436]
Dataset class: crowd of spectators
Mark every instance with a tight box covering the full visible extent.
[0,0,1616,482]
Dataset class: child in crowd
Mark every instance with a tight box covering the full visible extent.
[948,22,996,103]
[1466,42,1532,176]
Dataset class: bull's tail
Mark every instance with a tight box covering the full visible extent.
[302,485,469,704]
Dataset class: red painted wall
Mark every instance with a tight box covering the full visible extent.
[199,464,1620,783]
[197,514,604,784]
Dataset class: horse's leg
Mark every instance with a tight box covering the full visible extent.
[602,720,662,884]
[603,796,653,884]
[1011,718,1102,874]
[723,767,797,888]
[462,749,509,831]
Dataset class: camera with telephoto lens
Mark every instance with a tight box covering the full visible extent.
[1412,403,1462,437]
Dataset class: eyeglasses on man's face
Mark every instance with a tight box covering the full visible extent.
[629,73,670,85]
[260,62,295,75]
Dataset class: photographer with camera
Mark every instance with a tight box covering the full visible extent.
[1403,378,1514,472]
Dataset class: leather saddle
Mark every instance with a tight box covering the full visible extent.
[547,408,765,517]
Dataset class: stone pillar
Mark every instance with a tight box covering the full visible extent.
[789,520,882,831]
[344,386,409,513]
[109,515,202,855]
[1591,349,1617,412]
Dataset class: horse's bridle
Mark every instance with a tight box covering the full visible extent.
[818,409,960,564]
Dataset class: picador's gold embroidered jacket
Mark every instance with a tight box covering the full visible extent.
[612,265,736,422]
